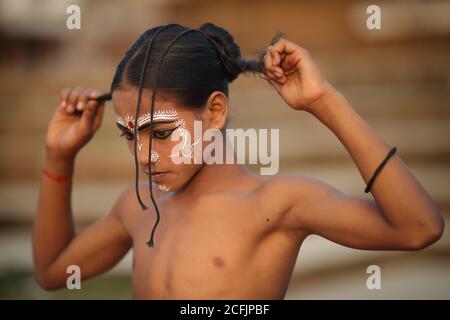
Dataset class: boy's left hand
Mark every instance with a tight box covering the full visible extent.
[262,38,334,113]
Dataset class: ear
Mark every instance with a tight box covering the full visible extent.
[200,91,228,130]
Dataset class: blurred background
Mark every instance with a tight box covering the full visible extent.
[0,0,449,299]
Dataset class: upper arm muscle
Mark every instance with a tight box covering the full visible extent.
[277,175,406,250]
[41,187,133,289]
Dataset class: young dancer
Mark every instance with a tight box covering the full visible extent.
[33,23,444,299]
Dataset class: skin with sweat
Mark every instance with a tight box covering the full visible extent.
[33,38,445,299]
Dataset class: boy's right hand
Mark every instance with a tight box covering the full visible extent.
[46,88,106,160]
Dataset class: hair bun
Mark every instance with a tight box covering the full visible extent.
[200,23,262,82]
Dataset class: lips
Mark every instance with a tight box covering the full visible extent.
[144,171,168,180]
[151,171,166,176]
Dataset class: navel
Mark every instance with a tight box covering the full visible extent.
[213,256,225,268]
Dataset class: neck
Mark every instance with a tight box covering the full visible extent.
[175,135,250,197]
[181,163,247,197]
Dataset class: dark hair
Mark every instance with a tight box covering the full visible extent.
[111,23,263,107]
[110,23,267,249]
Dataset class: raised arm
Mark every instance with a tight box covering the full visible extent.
[275,174,442,250]
[261,39,444,250]
[33,88,132,290]
[33,165,133,290]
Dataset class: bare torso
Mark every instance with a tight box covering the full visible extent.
[119,173,305,299]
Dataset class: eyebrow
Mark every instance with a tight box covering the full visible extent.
[115,120,176,132]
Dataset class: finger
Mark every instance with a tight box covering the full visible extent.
[67,87,83,113]
[78,99,98,134]
[77,88,100,112]
[270,49,281,66]
[264,50,273,70]
[264,68,279,81]
[261,73,285,86]
[61,88,72,100]
[270,65,284,78]
[76,88,91,112]
[271,38,301,55]
[60,88,72,109]
[262,74,282,93]
[274,39,309,70]
[88,90,100,101]
[277,76,287,84]
[269,49,287,77]
[268,73,287,85]
[58,99,67,111]
[265,65,285,82]
[263,49,282,75]
[269,50,279,70]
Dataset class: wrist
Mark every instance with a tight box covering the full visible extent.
[306,85,348,124]
[44,153,75,178]
[305,83,338,115]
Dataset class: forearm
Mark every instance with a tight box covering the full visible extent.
[309,88,444,234]
[33,153,77,276]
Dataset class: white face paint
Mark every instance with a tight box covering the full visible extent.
[169,118,201,161]
[116,109,181,131]
[116,109,192,194]
[116,109,201,162]
[157,184,170,192]
[116,109,181,156]
[151,150,160,165]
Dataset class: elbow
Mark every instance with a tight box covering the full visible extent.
[404,218,445,251]
[34,272,60,291]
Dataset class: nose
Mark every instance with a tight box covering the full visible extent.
[131,134,159,173]
[136,147,150,169]
[128,133,149,167]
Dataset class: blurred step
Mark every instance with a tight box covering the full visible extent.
[1,82,448,133]
[231,82,450,120]
[286,254,450,299]
[0,216,448,281]
[1,163,449,223]
[1,115,449,180]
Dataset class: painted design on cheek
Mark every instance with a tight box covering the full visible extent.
[151,150,160,165]
[169,118,201,160]
[158,184,170,192]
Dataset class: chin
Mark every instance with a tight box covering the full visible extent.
[156,183,171,192]
[155,168,199,193]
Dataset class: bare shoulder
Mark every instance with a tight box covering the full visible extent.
[112,181,164,227]
[257,173,338,203]
[253,173,340,233]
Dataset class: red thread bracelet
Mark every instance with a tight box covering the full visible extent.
[43,169,72,184]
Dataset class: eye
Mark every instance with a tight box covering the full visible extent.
[153,128,177,139]
[119,132,134,141]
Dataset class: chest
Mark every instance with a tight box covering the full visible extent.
[128,195,275,297]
